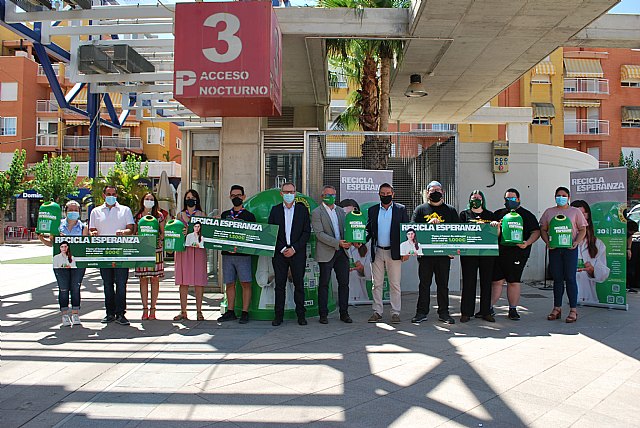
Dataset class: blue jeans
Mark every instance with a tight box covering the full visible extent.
[54,268,85,311]
[100,268,129,316]
[549,247,578,308]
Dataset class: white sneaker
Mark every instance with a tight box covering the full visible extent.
[71,314,81,326]
[61,314,72,327]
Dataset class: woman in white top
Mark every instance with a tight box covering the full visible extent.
[571,200,610,304]
[399,228,422,256]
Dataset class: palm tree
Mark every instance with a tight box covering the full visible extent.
[320,0,409,169]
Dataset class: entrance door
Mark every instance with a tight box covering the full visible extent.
[191,155,220,285]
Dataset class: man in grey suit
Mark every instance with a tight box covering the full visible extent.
[311,185,353,324]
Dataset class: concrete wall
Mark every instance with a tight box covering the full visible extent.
[457,142,598,282]
[220,118,262,199]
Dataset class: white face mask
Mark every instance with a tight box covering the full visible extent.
[143,200,155,209]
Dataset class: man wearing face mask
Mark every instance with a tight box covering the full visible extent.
[490,188,540,321]
[268,182,311,326]
[218,185,257,324]
[89,185,135,325]
[311,185,352,324]
[366,183,409,324]
[411,181,459,325]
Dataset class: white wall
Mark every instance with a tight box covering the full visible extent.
[457,142,598,281]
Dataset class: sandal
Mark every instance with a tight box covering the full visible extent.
[141,307,149,321]
[149,307,157,320]
[197,311,205,321]
[173,311,188,321]
[547,307,562,320]
[565,309,578,323]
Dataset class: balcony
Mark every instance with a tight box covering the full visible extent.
[36,100,59,112]
[413,123,457,132]
[564,119,610,135]
[564,78,609,95]
[37,64,61,77]
[35,135,58,148]
[62,135,142,150]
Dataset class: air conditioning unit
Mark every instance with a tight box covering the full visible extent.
[111,45,155,74]
[78,45,117,74]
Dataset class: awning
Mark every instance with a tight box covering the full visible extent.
[563,100,601,108]
[621,65,640,82]
[532,103,556,118]
[563,58,604,78]
[622,106,640,122]
[65,119,89,126]
[68,88,122,107]
[534,61,556,76]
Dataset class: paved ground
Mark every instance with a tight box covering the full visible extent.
[1,243,639,427]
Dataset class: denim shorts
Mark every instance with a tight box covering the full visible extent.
[222,255,253,284]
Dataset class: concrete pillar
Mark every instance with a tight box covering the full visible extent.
[220,117,262,200]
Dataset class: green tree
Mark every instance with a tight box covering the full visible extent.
[29,154,80,205]
[620,151,640,200]
[86,152,150,212]
[0,149,27,245]
[320,0,409,169]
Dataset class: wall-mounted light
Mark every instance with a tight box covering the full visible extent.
[404,74,427,98]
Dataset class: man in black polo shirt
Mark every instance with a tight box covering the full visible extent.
[218,185,257,324]
[411,181,459,325]
[490,188,540,320]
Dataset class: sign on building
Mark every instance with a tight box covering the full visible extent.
[339,169,393,204]
[173,2,282,117]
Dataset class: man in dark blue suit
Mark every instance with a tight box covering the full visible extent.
[268,182,311,326]
[365,183,409,324]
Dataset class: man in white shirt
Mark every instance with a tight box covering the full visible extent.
[89,185,135,325]
[311,185,352,324]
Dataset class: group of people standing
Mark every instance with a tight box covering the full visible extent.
[42,178,606,328]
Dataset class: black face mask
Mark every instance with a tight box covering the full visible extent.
[380,195,393,205]
[429,191,443,203]
[231,197,243,207]
[186,199,197,208]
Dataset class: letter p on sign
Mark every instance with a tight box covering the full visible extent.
[175,71,196,96]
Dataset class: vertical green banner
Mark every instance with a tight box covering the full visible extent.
[571,167,628,310]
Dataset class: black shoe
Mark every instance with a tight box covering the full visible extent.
[475,307,495,318]
[411,313,428,323]
[319,316,328,324]
[272,318,283,326]
[439,314,455,325]
[217,311,238,322]
[482,314,496,323]
[115,314,130,326]
[460,315,471,323]
[340,313,353,323]
[101,315,116,324]
[239,311,249,324]
[298,317,307,326]
[508,308,521,320]
[627,288,638,294]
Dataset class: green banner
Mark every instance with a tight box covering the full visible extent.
[189,216,278,257]
[400,223,499,256]
[52,235,156,268]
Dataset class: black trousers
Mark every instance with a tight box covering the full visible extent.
[272,252,306,319]
[460,256,495,317]
[417,256,451,316]
[318,250,350,316]
[100,267,129,316]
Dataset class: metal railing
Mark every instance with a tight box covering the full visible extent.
[36,100,59,112]
[36,135,58,147]
[413,123,457,131]
[62,136,142,149]
[564,119,610,135]
[63,136,89,148]
[37,64,61,77]
[563,78,609,94]
[599,161,612,168]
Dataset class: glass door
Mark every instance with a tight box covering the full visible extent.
[191,155,220,286]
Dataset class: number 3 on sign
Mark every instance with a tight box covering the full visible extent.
[203,13,242,63]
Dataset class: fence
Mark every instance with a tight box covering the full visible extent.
[307,131,457,214]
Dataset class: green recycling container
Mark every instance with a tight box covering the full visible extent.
[344,210,367,243]
[164,219,186,252]
[501,211,524,246]
[36,201,62,235]
[549,214,573,249]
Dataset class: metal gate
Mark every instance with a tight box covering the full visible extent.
[307,131,457,214]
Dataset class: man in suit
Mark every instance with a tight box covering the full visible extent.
[365,183,410,324]
[311,185,352,324]
[268,182,311,326]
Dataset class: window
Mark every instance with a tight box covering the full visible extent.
[0,82,18,101]
[622,122,640,128]
[176,138,182,150]
[531,74,550,84]
[146,127,165,146]
[532,118,550,125]
[622,81,640,88]
[326,142,346,157]
[0,117,17,136]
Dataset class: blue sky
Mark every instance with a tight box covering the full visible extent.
[609,0,640,13]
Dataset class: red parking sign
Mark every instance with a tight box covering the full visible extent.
[174,1,282,117]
